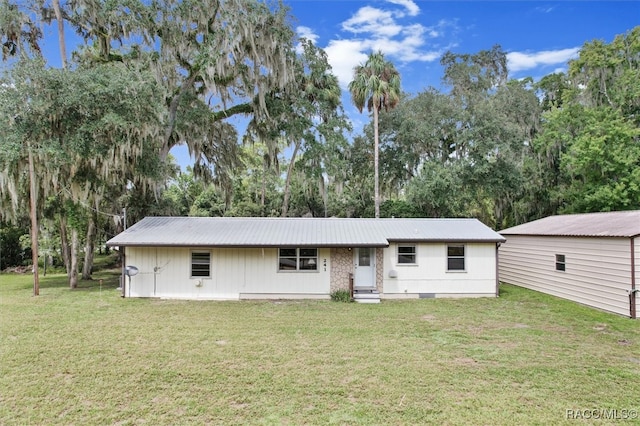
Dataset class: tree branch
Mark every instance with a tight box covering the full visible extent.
[213,103,254,121]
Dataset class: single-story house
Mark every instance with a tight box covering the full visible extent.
[499,210,640,318]
[106,216,505,302]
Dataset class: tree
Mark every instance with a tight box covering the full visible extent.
[349,51,401,218]
[532,26,640,215]
[375,89,460,197]
[143,0,297,174]
[568,26,640,121]
[535,105,640,213]
[535,72,570,112]
[0,60,162,290]
[0,0,41,60]
[245,39,348,217]
[36,0,299,217]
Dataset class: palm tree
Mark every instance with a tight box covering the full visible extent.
[348,51,401,218]
[52,0,66,68]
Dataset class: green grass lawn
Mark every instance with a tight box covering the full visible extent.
[1,270,639,425]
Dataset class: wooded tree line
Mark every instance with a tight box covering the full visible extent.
[0,0,638,291]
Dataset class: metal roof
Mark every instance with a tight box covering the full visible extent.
[499,210,640,238]
[106,217,505,248]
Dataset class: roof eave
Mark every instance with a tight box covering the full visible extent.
[499,232,638,239]
[106,242,390,248]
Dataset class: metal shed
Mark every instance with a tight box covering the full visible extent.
[499,211,640,318]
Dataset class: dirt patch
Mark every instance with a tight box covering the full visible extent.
[452,357,478,366]
[2,266,32,274]
[513,323,529,329]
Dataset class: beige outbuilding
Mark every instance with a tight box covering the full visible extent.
[499,210,640,318]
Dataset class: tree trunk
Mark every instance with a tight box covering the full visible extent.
[161,74,198,159]
[59,216,71,275]
[69,228,79,289]
[81,211,97,280]
[52,0,66,69]
[319,174,327,218]
[28,144,39,296]
[373,105,380,219]
[281,140,301,217]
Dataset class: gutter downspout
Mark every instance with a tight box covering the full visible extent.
[120,208,127,298]
[495,242,502,297]
[121,246,126,298]
[631,238,636,319]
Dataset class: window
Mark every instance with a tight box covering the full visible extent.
[279,248,318,271]
[191,251,211,277]
[358,247,371,266]
[447,245,465,271]
[397,245,416,264]
[555,254,566,271]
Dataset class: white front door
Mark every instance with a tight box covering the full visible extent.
[354,247,375,288]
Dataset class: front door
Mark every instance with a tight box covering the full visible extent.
[354,247,376,288]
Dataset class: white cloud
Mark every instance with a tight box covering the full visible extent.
[295,26,320,54]
[296,26,319,44]
[507,47,580,73]
[324,39,369,89]
[535,5,556,14]
[342,6,402,37]
[386,0,420,17]
[321,2,452,88]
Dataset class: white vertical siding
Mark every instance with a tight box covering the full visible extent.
[124,247,155,297]
[124,246,331,299]
[382,243,497,297]
[499,236,633,317]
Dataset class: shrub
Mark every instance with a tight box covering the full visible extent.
[330,289,352,303]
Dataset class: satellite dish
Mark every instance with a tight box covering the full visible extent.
[125,265,139,277]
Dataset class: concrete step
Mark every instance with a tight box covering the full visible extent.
[354,297,381,304]
[354,287,379,293]
[353,289,381,303]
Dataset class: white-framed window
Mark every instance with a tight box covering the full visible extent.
[397,244,417,264]
[447,244,465,271]
[278,248,318,271]
[555,254,566,271]
[191,251,211,278]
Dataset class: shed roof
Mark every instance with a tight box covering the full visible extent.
[107,216,505,248]
[499,210,640,238]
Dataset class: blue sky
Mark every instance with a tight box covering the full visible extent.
[288,0,638,132]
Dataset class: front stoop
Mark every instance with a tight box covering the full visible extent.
[353,287,381,304]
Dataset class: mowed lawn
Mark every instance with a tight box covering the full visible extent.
[1,272,639,425]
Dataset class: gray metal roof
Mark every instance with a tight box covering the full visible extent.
[106,217,505,247]
[499,210,640,238]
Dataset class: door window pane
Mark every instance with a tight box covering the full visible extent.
[359,248,371,267]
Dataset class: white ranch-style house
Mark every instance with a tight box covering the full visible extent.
[107,217,505,303]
